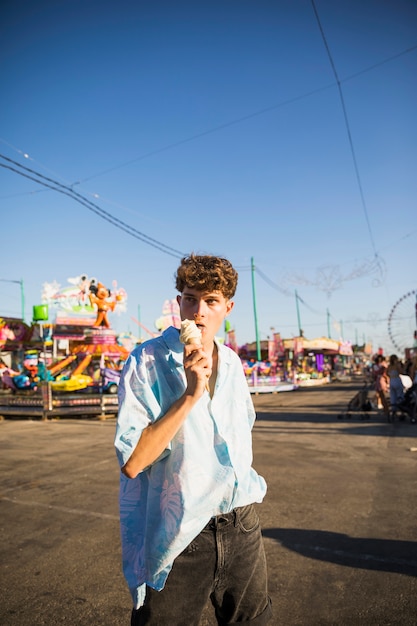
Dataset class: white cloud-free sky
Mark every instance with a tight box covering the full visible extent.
[1,0,416,355]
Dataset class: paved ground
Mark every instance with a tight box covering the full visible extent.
[1,380,416,626]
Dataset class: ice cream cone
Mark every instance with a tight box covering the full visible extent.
[180,319,210,392]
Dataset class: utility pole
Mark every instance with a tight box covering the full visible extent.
[250,257,261,361]
[295,290,302,336]
[20,279,25,323]
[327,308,331,338]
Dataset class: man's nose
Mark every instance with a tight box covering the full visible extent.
[195,300,207,317]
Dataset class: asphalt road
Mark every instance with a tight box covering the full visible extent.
[1,380,416,626]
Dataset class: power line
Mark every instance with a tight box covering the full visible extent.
[342,44,417,83]
[1,43,415,200]
[0,155,186,259]
[295,292,325,317]
[68,44,417,185]
[310,0,379,258]
[254,264,387,329]
[255,267,291,297]
[77,83,335,184]
[0,188,48,199]
[255,266,328,316]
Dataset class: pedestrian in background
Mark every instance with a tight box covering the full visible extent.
[387,354,405,414]
[374,354,389,417]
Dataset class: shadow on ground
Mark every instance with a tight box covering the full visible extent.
[263,527,417,577]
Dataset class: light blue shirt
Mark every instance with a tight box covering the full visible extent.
[114,326,267,609]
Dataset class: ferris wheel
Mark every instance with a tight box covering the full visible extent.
[387,289,417,354]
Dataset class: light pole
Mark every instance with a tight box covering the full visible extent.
[250,257,261,361]
[0,278,25,322]
[295,290,302,336]
[327,308,331,338]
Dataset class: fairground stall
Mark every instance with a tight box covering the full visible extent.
[238,332,355,392]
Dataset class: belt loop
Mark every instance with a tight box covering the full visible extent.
[233,508,238,527]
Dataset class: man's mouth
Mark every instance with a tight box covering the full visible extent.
[194,315,204,329]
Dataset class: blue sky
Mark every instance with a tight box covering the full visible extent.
[1,0,416,355]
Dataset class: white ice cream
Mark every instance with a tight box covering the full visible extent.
[179,319,202,345]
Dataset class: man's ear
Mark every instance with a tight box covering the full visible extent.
[176,294,181,307]
[225,300,234,317]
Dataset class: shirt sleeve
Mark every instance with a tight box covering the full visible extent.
[114,347,169,469]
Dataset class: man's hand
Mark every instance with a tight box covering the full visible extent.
[183,343,211,396]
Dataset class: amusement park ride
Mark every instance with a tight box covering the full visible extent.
[1,275,129,396]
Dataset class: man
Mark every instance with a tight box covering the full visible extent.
[115,254,272,625]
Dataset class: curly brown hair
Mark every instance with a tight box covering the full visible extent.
[175,254,238,300]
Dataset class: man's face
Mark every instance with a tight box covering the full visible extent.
[177,288,234,342]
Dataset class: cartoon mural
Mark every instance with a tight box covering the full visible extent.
[41,274,127,327]
[89,282,123,328]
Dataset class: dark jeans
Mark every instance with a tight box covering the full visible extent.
[131,504,272,626]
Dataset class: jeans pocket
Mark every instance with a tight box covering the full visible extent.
[237,504,260,534]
